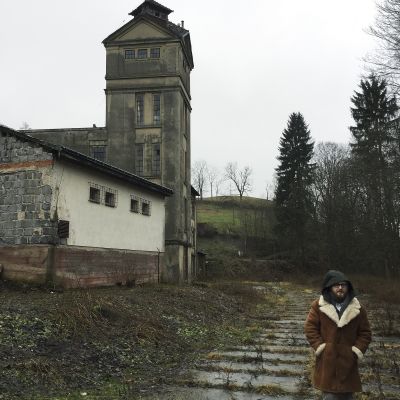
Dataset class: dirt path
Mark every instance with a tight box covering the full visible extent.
[139,282,400,400]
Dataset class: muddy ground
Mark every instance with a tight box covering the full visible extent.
[0,281,272,399]
[1,279,399,399]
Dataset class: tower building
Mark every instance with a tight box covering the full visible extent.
[28,0,196,283]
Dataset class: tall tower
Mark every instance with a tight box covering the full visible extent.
[102,0,194,282]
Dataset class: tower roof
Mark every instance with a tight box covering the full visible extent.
[129,0,173,20]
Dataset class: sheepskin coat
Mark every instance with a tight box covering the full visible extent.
[304,295,372,393]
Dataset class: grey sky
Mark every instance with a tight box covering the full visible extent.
[0,0,378,197]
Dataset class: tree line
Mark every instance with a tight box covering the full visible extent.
[274,75,400,277]
[192,0,400,277]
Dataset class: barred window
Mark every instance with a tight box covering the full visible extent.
[105,190,117,207]
[89,185,101,204]
[130,195,139,213]
[153,94,160,124]
[136,94,144,125]
[125,49,135,59]
[141,199,151,216]
[150,48,160,58]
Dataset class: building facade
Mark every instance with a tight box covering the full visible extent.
[0,125,172,287]
[28,0,196,283]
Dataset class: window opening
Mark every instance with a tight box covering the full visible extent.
[153,94,160,124]
[105,190,117,207]
[141,200,151,216]
[136,94,144,125]
[150,48,160,58]
[90,145,106,162]
[135,144,144,175]
[125,49,135,59]
[89,185,101,204]
[137,48,148,59]
[130,195,139,213]
[152,143,161,175]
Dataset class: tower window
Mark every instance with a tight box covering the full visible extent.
[90,145,106,162]
[153,94,160,124]
[135,144,144,175]
[152,143,161,176]
[150,48,160,59]
[125,49,135,59]
[137,49,148,59]
[136,94,144,125]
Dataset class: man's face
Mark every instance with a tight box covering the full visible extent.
[330,282,349,301]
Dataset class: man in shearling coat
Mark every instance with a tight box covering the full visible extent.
[304,270,372,400]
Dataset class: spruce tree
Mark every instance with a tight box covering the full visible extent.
[275,112,315,262]
[349,75,399,274]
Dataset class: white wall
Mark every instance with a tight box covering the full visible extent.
[50,160,166,252]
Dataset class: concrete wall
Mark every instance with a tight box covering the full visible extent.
[0,245,163,288]
[53,159,166,252]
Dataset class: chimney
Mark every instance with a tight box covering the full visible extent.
[181,20,184,28]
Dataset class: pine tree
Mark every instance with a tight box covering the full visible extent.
[274,112,315,262]
[349,75,399,274]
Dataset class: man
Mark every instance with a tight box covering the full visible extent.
[304,270,372,400]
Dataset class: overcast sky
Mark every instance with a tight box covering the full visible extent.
[0,0,379,197]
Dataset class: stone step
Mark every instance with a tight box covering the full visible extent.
[213,350,307,363]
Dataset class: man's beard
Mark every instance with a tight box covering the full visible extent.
[333,291,347,302]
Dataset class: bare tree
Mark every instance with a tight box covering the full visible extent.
[192,160,208,200]
[207,165,219,198]
[367,0,400,93]
[225,162,252,199]
[19,122,31,130]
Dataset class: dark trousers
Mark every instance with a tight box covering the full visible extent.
[322,393,353,400]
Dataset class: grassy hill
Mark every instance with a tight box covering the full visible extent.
[196,196,274,236]
[196,196,276,260]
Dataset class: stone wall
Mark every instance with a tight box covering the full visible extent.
[0,132,57,245]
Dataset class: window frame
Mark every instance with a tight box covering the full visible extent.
[150,48,160,59]
[125,49,135,59]
[137,48,148,59]
[89,185,101,204]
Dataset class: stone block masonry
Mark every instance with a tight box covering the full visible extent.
[0,133,57,246]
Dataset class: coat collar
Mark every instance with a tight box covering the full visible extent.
[318,295,361,327]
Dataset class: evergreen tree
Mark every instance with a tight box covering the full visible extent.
[349,75,399,274]
[274,112,315,263]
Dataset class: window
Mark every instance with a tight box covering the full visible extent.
[153,94,160,124]
[89,185,101,203]
[137,49,148,59]
[141,200,151,216]
[130,195,139,213]
[105,190,116,207]
[152,143,161,176]
[90,145,106,162]
[135,144,144,175]
[125,49,135,59]
[136,94,144,125]
[150,48,160,59]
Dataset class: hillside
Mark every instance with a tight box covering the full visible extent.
[196,196,276,262]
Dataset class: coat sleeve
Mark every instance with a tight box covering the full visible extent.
[304,300,324,353]
[353,306,372,358]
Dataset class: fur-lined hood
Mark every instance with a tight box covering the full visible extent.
[318,295,361,328]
